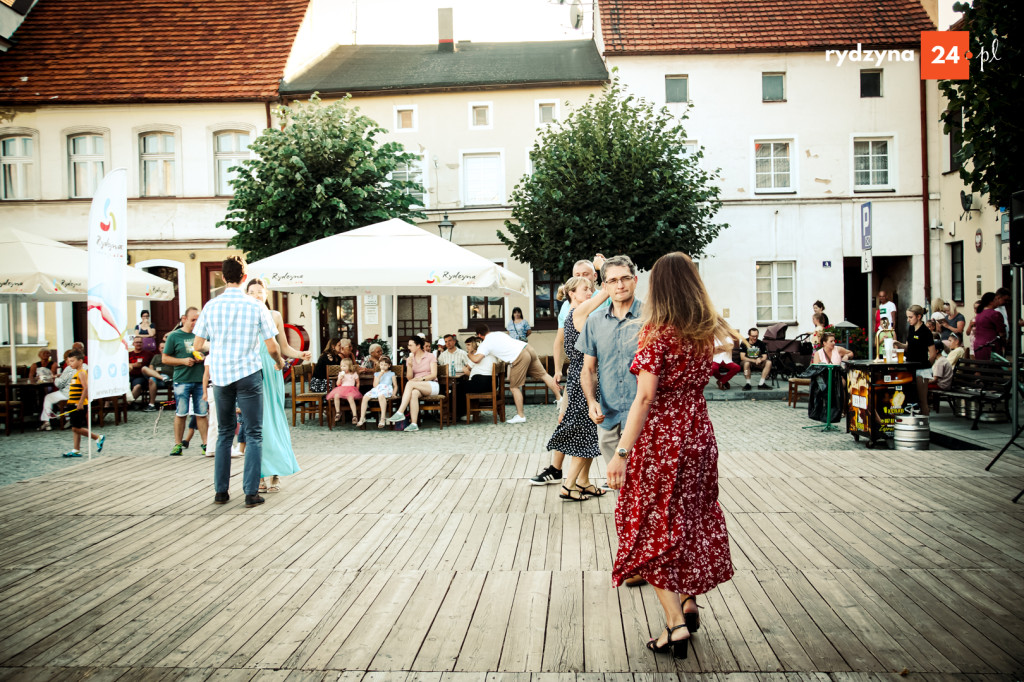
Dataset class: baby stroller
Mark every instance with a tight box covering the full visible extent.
[763,322,809,379]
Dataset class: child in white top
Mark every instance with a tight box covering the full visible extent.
[357,357,398,428]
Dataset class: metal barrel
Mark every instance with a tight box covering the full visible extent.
[894,415,930,450]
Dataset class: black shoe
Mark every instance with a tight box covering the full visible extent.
[214,492,229,504]
[758,383,771,391]
[742,384,752,391]
[244,494,265,508]
[530,465,562,486]
[682,595,701,633]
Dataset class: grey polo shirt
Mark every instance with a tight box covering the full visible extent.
[575,297,643,431]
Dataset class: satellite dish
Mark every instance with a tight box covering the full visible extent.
[569,0,584,29]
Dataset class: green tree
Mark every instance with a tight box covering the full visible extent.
[218,94,425,261]
[939,0,1023,209]
[499,78,726,277]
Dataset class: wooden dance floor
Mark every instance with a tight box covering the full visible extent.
[0,448,1022,681]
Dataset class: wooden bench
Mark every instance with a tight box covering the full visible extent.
[930,358,1013,430]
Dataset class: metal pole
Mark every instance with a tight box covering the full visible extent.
[867,275,874,360]
[1013,265,1020,443]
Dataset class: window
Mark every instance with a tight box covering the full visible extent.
[468,296,504,326]
[950,241,964,303]
[665,75,688,103]
[853,138,891,190]
[201,262,226,307]
[860,69,882,97]
[462,151,504,206]
[754,140,793,191]
[0,301,45,346]
[469,102,493,130]
[392,156,426,208]
[335,296,358,340]
[140,132,176,197]
[213,131,250,196]
[755,261,795,323]
[948,106,964,171]
[533,269,561,330]
[535,99,559,126]
[681,140,699,157]
[394,105,417,132]
[1,136,35,200]
[762,73,785,102]
[68,134,105,198]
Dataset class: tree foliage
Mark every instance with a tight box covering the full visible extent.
[499,77,726,278]
[938,0,1023,209]
[218,94,426,261]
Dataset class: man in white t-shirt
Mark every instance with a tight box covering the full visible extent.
[468,323,561,424]
[876,290,897,331]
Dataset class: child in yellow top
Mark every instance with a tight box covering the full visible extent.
[63,350,106,457]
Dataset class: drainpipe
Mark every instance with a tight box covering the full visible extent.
[266,100,273,130]
[920,79,932,306]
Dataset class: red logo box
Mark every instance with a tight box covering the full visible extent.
[921,31,970,80]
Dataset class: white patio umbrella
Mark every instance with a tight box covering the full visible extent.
[0,227,174,369]
[247,218,528,357]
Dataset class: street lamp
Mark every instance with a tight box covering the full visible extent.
[437,212,455,241]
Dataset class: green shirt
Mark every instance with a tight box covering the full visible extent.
[164,329,205,384]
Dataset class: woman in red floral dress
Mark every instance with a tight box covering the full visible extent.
[606,252,735,660]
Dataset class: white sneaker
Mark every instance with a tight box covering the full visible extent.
[404,423,419,432]
[230,446,243,458]
[507,414,527,424]
[386,412,405,423]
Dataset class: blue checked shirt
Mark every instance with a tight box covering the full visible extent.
[193,287,278,387]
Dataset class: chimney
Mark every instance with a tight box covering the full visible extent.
[438,8,454,53]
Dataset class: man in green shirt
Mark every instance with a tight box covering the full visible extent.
[163,307,207,455]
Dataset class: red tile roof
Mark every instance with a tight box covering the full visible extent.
[600,0,935,55]
[0,0,309,104]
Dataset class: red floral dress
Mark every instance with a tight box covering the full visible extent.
[612,325,734,595]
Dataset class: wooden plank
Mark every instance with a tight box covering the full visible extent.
[413,571,487,672]
[581,571,629,672]
[540,572,583,672]
[454,571,519,672]
[497,571,550,673]
[370,571,454,671]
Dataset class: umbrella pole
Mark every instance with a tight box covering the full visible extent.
[392,293,399,364]
[7,296,16,371]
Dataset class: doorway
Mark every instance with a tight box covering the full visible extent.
[397,296,431,349]
[144,265,181,339]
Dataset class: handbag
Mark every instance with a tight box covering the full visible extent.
[309,377,331,393]
[141,336,157,352]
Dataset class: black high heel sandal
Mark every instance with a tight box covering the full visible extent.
[646,623,689,659]
[682,595,701,633]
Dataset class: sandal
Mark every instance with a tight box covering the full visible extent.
[258,478,268,493]
[681,596,701,633]
[559,485,590,501]
[646,623,689,659]
[267,476,281,493]
[578,484,607,497]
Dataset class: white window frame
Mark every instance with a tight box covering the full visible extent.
[459,148,506,207]
[754,260,797,325]
[0,301,47,347]
[468,101,493,130]
[851,133,897,192]
[133,125,183,198]
[392,152,429,209]
[751,136,797,194]
[762,72,786,102]
[394,104,418,133]
[665,75,689,104]
[209,124,256,197]
[1,127,40,200]
[534,99,560,127]
[63,126,111,199]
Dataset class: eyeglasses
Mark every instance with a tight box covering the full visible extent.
[604,275,635,286]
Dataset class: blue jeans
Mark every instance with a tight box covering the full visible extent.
[174,382,208,417]
[213,371,263,496]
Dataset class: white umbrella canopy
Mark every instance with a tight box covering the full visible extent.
[247,218,528,297]
[0,227,174,368]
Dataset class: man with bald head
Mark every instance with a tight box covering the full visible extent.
[876,290,897,331]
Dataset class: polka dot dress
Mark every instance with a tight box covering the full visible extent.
[546,308,602,459]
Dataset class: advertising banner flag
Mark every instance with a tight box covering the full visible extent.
[87,168,130,401]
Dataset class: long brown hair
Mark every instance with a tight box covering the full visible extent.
[639,252,736,354]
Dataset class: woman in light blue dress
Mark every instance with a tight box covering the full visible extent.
[246,279,311,492]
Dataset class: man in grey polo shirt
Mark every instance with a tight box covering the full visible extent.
[578,254,642,461]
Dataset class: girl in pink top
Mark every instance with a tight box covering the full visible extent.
[386,336,439,432]
[327,358,363,425]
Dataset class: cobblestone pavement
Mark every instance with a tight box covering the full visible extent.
[0,395,855,488]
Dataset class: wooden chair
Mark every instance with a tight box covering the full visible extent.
[787,377,811,407]
[465,361,506,424]
[417,364,452,429]
[291,364,325,427]
[358,364,403,430]
[327,364,368,430]
[0,373,24,436]
[92,395,128,426]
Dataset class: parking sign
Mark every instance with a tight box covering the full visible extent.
[861,202,872,251]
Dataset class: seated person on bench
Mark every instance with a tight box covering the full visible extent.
[917,338,953,415]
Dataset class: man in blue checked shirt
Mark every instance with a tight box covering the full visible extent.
[193,255,284,509]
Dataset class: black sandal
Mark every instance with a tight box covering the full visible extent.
[578,484,607,497]
[681,595,701,633]
[646,623,689,659]
[559,485,590,501]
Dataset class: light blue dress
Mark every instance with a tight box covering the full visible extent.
[259,343,300,478]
